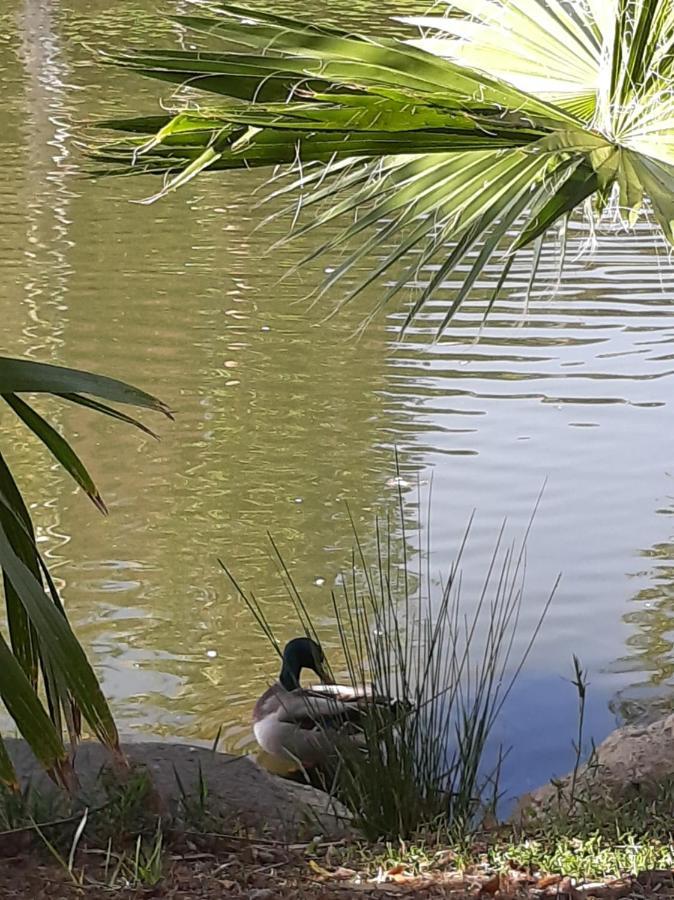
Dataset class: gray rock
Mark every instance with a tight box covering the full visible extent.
[514,713,674,820]
[3,737,353,841]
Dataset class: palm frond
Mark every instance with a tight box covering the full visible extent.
[92,0,674,329]
[0,355,168,780]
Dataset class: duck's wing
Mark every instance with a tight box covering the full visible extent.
[276,685,371,729]
[307,683,407,713]
[252,683,285,723]
[307,683,374,702]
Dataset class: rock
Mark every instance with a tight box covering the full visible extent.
[514,713,674,819]
[2,737,354,842]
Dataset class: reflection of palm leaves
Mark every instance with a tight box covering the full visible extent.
[0,356,168,788]
[93,1,674,332]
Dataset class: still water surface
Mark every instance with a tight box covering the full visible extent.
[2,0,674,801]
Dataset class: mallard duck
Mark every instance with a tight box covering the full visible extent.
[252,637,379,771]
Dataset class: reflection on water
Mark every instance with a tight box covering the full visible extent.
[2,0,674,795]
[609,499,674,723]
[15,0,79,372]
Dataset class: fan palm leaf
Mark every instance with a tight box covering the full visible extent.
[92,1,674,331]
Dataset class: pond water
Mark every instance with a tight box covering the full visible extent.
[2,0,674,804]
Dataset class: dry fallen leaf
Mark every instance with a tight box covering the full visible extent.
[390,872,421,885]
[480,873,501,895]
[308,859,332,878]
[507,859,531,873]
[537,874,563,889]
[386,864,406,876]
[545,875,577,899]
[508,868,535,886]
[577,877,634,899]
[431,849,457,869]
[332,866,358,880]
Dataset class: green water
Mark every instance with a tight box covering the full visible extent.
[2,0,674,797]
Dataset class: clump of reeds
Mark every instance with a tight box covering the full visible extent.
[222,490,557,841]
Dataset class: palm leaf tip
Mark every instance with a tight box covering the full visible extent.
[0,356,171,417]
[61,393,161,440]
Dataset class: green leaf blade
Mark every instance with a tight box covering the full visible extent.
[0,356,171,417]
[0,515,121,757]
[3,394,107,515]
[0,630,71,788]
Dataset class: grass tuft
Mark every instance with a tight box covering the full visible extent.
[223,490,556,841]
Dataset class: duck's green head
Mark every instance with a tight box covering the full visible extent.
[279,637,330,690]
